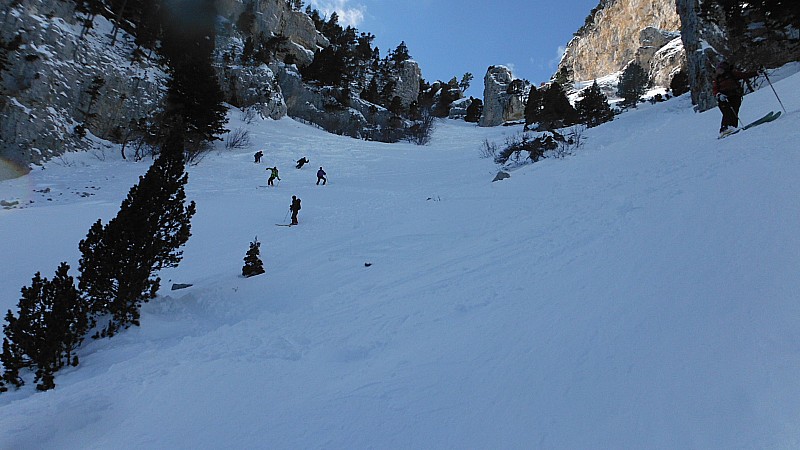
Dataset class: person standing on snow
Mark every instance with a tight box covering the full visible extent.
[289,195,301,225]
[267,166,280,186]
[316,166,327,185]
[713,60,758,138]
[254,150,263,163]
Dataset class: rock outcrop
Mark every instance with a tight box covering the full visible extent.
[388,60,422,109]
[557,0,682,83]
[0,0,426,179]
[0,0,166,175]
[479,66,528,127]
[216,0,327,67]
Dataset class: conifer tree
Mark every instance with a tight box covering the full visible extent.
[242,238,266,278]
[389,41,411,65]
[617,62,649,108]
[360,77,380,104]
[465,97,483,123]
[524,85,543,128]
[538,82,579,130]
[433,77,462,117]
[1,263,87,391]
[389,96,405,115]
[576,80,614,128]
[670,69,690,97]
[79,132,196,338]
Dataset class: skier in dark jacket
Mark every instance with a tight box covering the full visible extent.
[289,195,301,225]
[713,60,758,137]
[316,167,327,185]
[254,150,263,163]
[296,157,309,169]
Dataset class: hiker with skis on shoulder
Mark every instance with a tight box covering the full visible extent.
[713,59,758,138]
[316,166,327,185]
[267,166,280,186]
[289,195,301,225]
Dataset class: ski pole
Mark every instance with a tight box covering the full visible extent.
[762,70,787,114]
[284,208,290,222]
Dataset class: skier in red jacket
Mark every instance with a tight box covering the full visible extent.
[713,60,758,138]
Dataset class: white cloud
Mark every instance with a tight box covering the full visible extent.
[307,0,366,27]
[548,45,568,69]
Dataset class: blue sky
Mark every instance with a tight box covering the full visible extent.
[307,0,601,98]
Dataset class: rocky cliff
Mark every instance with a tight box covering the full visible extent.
[0,0,167,178]
[0,0,424,179]
[558,0,682,83]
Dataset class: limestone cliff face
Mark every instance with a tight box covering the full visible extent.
[0,0,166,176]
[389,60,422,109]
[558,0,681,82]
[216,0,328,68]
[479,66,528,127]
[0,0,424,179]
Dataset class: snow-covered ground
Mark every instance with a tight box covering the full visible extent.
[2,68,800,448]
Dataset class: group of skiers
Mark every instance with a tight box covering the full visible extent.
[253,153,329,225]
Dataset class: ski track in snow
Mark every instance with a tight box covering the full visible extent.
[2,67,800,448]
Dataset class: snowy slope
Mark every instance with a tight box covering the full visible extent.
[1,68,800,448]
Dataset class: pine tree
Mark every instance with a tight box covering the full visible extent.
[576,80,614,128]
[433,77,462,117]
[1,263,87,391]
[389,41,411,65]
[360,77,380,104]
[242,238,266,278]
[459,73,474,94]
[465,97,483,123]
[389,96,405,115]
[524,85,543,128]
[617,62,649,108]
[670,69,690,97]
[79,133,196,338]
[538,82,579,131]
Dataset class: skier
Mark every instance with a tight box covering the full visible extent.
[713,60,758,138]
[253,150,263,163]
[296,157,309,169]
[316,166,327,185]
[267,166,280,186]
[289,195,301,225]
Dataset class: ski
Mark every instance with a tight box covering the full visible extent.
[742,111,781,130]
[719,111,781,139]
[275,224,294,227]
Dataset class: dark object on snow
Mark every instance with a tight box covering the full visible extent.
[171,283,193,290]
[364,262,372,267]
[242,238,265,278]
[492,171,510,182]
[316,167,327,185]
[296,157,309,169]
[289,195,301,225]
[254,151,263,163]
[713,60,758,134]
